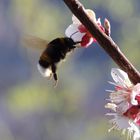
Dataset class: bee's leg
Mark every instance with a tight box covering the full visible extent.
[51,64,58,87]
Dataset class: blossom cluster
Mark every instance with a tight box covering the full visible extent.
[105,68,140,140]
[65,9,110,48]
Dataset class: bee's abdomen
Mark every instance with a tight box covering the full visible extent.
[39,53,51,68]
[39,59,50,68]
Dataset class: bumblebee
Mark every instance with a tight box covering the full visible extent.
[23,34,80,86]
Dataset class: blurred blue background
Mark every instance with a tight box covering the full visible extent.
[0,0,140,140]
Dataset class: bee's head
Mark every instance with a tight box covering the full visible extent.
[64,37,81,48]
[64,37,75,45]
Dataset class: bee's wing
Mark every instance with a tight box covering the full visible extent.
[22,35,49,50]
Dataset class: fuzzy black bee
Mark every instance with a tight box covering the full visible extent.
[23,34,80,86]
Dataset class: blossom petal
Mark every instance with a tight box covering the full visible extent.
[117,102,130,113]
[130,83,140,105]
[114,115,130,129]
[65,24,85,42]
[71,31,85,42]
[72,9,96,24]
[111,68,132,87]
[129,122,140,140]
[72,15,81,24]
[78,25,87,33]
[65,24,79,37]
[81,34,93,47]
[97,18,101,25]
[108,114,130,129]
[134,132,140,140]
[86,9,96,22]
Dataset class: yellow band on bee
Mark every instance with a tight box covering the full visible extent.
[40,54,52,63]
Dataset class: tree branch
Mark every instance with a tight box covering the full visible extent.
[63,0,140,84]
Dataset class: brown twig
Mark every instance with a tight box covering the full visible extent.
[63,0,140,84]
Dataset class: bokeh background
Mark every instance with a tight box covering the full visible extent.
[0,0,140,140]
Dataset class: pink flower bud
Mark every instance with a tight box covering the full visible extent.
[104,18,111,36]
